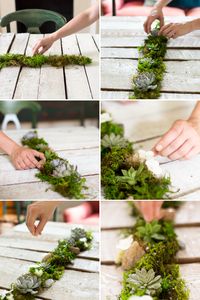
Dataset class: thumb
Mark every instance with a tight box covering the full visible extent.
[35,216,48,236]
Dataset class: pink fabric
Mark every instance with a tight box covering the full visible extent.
[186,7,200,16]
[63,202,99,225]
[117,3,185,16]
[102,0,124,14]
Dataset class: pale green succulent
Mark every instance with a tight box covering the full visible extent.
[101,133,128,148]
[151,20,161,37]
[118,165,144,186]
[22,131,38,141]
[133,72,157,92]
[136,221,165,244]
[14,274,41,295]
[51,159,75,178]
[127,268,162,295]
[139,57,155,66]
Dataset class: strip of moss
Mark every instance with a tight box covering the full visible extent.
[101,120,172,200]
[21,131,87,199]
[0,53,92,69]
[119,218,189,300]
[130,34,168,99]
[0,228,93,300]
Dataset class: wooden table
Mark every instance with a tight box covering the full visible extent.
[0,127,99,200]
[0,221,99,300]
[0,33,99,100]
[101,201,200,300]
[102,101,200,200]
[101,16,200,100]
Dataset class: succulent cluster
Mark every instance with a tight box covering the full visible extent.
[133,72,157,92]
[101,115,172,200]
[1,228,93,300]
[21,131,87,199]
[135,221,165,244]
[127,268,162,296]
[130,20,168,99]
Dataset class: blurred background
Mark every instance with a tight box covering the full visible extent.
[0,101,99,130]
[101,0,200,17]
[0,201,99,235]
[0,0,99,33]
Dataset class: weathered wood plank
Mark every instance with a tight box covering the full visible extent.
[93,34,100,50]
[62,35,92,100]
[77,34,100,99]
[0,34,29,99]
[101,58,200,93]
[38,35,66,100]
[13,34,42,99]
[101,91,200,100]
[0,175,99,200]
[0,127,99,154]
[0,246,99,273]
[102,47,200,60]
[101,227,200,263]
[0,257,99,300]
[0,33,14,54]
[101,202,200,229]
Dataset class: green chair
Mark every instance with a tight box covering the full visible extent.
[0,101,41,130]
[0,9,67,34]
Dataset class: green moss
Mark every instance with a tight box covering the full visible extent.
[22,131,87,199]
[119,214,189,300]
[130,34,168,99]
[101,121,124,138]
[0,53,92,70]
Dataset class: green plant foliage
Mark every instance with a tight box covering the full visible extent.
[119,215,189,300]
[0,53,92,70]
[101,118,172,200]
[130,22,168,99]
[0,228,93,300]
[21,131,87,199]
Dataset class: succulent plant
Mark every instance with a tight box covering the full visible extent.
[51,159,75,178]
[101,133,128,148]
[136,221,165,244]
[68,228,92,250]
[151,20,161,37]
[22,131,38,141]
[127,268,162,296]
[43,279,54,288]
[118,165,144,186]
[133,72,157,92]
[14,274,41,295]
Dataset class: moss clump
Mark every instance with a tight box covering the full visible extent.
[21,131,87,199]
[130,31,168,99]
[0,53,92,70]
[119,218,189,300]
[101,119,172,200]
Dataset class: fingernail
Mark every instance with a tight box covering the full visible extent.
[156,144,163,151]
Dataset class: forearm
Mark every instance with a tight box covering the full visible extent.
[0,132,19,155]
[155,0,172,10]
[189,18,200,31]
[52,3,99,41]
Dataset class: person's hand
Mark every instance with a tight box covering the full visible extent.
[10,146,45,170]
[144,8,164,34]
[153,119,200,160]
[135,201,163,222]
[33,34,56,55]
[26,201,59,236]
[158,22,193,39]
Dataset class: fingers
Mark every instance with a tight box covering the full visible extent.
[35,217,48,236]
[159,132,187,157]
[26,207,37,236]
[153,120,184,154]
[168,139,193,160]
[33,40,43,55]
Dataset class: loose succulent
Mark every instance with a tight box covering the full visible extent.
[133,72,157,92]
[127,268,162,296]
[14,274,41,295]
[102,133,128,149]
[22,131,38,141]
[136,221,165,244]
[151,20,161,37]
[118,166,144,186]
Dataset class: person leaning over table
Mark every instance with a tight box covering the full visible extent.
[0,132,45,170]
[32,2,99,55]
[144,0,200,38]
[153,102,200,160]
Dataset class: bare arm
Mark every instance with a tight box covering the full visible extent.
[33,3,99,55]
